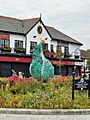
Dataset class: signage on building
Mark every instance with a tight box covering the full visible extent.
[75,62,82,66]
[0,34,10,39]
[0,56,32,63]
[62,61,75,65]
[51,60,75,65]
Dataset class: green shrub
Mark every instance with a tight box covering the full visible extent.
[0,76,90,109]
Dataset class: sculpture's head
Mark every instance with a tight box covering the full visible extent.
[39,35,45,44]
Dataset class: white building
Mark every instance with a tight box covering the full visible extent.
[0,16,83,77]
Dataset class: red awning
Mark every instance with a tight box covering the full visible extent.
[51,60,75,65]
[0,56,32,63]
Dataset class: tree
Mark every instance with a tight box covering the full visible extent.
[56,46,63,75]
[87,57,90,69]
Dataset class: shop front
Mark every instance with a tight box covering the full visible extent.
[51,59,82,76]
[0,54,83,77]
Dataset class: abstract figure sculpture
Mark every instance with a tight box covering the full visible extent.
[29,26,54,81]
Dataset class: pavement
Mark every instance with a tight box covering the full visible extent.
[0,108,90,115]
[0,108,90,120]
[0,114,90,120]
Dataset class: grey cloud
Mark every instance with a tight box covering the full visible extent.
[0,0,90,50]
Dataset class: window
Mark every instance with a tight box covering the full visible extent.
[57,45,60,49]
[75,66,81,76]
[57,42,61,47]
[68,66,73,75]
[0,39,10,47]
[30,41,37,51]
[74,48,80,56]
[54,65,60,75]
[51,45,54,53]
[62,42,68,46]
[61,66,67,76]
[43,43,48,50]
[64,46,69,54]
[57,42,68,49]
[15,40,23,48]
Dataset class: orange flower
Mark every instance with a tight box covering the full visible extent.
[48,78,52,81]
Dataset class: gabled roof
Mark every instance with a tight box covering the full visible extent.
[22,18,40,34]
[0,16,40,34]
[0,15,82,45]
[0,16,23,34]
[46,26,83,45]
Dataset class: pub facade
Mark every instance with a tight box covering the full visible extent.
[0,16,83,77]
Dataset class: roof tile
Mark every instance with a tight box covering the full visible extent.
[0,16,82,45]
[46,26,82,45]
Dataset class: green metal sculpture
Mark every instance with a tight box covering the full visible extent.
[29,36,54,81]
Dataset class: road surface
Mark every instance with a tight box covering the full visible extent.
[0,114,90,120]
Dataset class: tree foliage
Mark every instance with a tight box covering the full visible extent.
[87,57,90,67]
[56,46,63,66]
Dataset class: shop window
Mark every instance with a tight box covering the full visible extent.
[68,66,73,75]
[30,41,37,52]
[61,66,67,76]
[0,63,11,77]
[0,39,10,47]
[12,63,30,77]
[15,40,23,48]
[54,65,59,75]
[75,66,81,76]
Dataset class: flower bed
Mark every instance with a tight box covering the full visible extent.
[0,47,11,52]
[14,47,26,54]
[0,76,90,109]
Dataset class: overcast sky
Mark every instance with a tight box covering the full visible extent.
[0,0,90,50]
